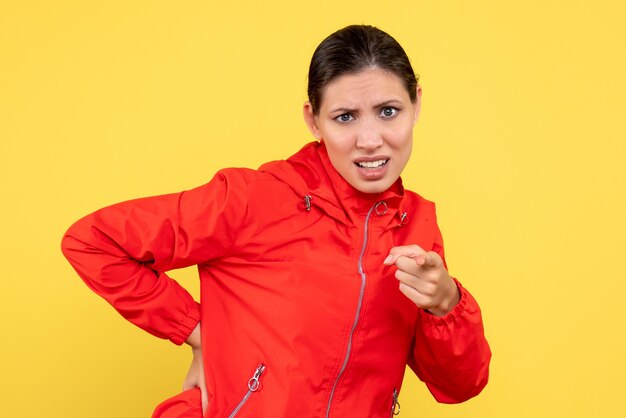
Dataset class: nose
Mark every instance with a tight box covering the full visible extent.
[355,119,383,151]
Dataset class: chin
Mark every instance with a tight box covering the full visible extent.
[353,181,392,195]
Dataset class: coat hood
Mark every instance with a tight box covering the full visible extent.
[259,141,409,227]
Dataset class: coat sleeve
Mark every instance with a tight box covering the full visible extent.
[61,169,249,345]
[407,220,492,403]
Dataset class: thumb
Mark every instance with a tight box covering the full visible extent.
[200,383,209,414]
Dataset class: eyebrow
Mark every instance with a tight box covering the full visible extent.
[329,99,404,114]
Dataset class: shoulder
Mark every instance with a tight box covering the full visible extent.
[214,166,287,184]
[196,167,300,216]
[212,167,262,184]
[214,166,295,194]
[199,167,282,196]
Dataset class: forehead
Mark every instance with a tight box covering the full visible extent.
[319,68,410,109]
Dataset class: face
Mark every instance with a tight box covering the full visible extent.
[304,68,421,194]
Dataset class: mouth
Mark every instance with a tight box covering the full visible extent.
[353,157,391,181]
[354,159,389,169]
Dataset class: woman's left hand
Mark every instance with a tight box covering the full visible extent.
[384,245,460,316]
[184,323,208,414]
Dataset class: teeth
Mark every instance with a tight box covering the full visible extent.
[357,159,387,168]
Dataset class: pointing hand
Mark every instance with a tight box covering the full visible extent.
[384,245,460,316]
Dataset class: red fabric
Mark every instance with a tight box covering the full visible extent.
[152,388,202,418]
[62,142,491,417]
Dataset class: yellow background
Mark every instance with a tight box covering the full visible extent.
[1,1,625,417]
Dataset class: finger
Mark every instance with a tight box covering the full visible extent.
[415,251,444,270]
[394,255,440,282]
[383,245,426,265]
[200,385,209,414]
[394,268,437,296]
[395,256,422,278]
[398,282,434,309]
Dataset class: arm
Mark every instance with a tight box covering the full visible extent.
[61,169,248,345]
[384,225,491,403]
[409,279,491,403]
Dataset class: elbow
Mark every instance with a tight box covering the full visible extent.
[60,229,74,259]
[60,224,76,261]
[60,216,96,270]
[60,221,83,263]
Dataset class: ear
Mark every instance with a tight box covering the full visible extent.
[412,85,423,126]
[303,102,322,140]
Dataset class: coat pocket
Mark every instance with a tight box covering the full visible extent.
[152,387,202,418]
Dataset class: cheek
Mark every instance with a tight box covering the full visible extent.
[322,128,355,152]
[386,125,414,149]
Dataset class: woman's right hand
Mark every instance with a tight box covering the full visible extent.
[183,324,208,414]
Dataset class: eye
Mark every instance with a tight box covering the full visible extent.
[334,113,354,123]
[379,107,399,119]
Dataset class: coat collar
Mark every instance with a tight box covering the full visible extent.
[259,142,408,227]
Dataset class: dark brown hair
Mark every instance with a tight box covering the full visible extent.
[307,25,419,114]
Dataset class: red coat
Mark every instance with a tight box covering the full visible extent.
[62,142,491,417]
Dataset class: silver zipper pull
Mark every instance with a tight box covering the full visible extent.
[248,363,266,392]
[375,200,388,215]
[304,195,312,211]
[391,388,401,416]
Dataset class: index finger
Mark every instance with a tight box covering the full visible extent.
[383,245,426,265]
[415,251,444,270]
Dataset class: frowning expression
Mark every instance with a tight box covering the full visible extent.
[304,68,421,194]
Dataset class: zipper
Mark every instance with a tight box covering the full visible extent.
[227,363,266,418]
[325,202,378,417]
[390,388,401,417]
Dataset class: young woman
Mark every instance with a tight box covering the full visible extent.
[62,25,491,417]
